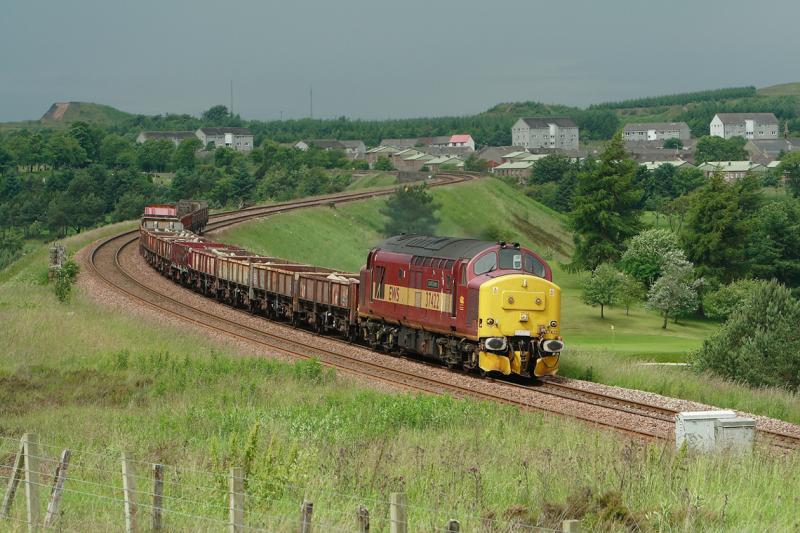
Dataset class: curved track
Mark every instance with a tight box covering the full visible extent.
[86,173,800,451]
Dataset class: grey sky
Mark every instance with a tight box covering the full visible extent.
[2,0,798,122]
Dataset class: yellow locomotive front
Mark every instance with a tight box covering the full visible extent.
[475,273,563,378]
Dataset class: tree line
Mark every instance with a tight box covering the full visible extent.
[590,86,757,109]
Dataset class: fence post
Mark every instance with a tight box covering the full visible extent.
[445,518,460,532]
[300,500,313,533]
[121,452,137,533]
[23,433,41,533]
[43,449,71,529]
[152,464,164,532]
[228,467,244,533]
[1,438,24,519]
[389,492,407,533]
[562,519,581,532]
[356,505,369,533]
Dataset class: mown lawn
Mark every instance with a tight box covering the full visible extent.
[1,225,800,531]
[220,178,800,423]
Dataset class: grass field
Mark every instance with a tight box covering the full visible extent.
[219,178,800,423]
[2,223,800,531]
[345,172,397,190]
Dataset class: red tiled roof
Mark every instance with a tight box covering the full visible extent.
[449,134,472,143]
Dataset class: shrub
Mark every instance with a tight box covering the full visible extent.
[692,280,800,390]
[702,279,765,320]
[53,258,80,302]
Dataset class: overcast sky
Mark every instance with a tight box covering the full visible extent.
[2,1,799,122]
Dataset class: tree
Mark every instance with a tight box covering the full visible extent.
[778,151,800,197]
[230,159,256,203]
[692,280,800,391]
[99,134,135,168]
[374,156,394,171]
[380,184,439,236]
[702,279,765,320]
[663,138,683,149]
[172,137,202,171]
[68,121,101,161]
[202,105,230,123]
[744,197,800,286]
[570,134,642,269]
[48,134,87,168]
[618,274,645,316]
[464,154,489,172]
[530,154,572,185]
[0,145,15,176]
[694,135,747,163]
[620,228,685,288]
[137,140,174,172]
[646,256,700,328]
[214,147,237,169]
[681,173,760,282]
[581,263,625,319]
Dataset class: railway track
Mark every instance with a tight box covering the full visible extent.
[85,173,800,451]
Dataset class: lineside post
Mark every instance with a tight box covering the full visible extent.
[121,452,137,533]
[23,433,41,533]
[43,449,71,528]
[300,500,313,533]
[1,437,24,519]
[356,505,369,532]
[389,492,407,533]
[445,518,460,532]
[152,464,164,532]
[562,519,581,532]
[229,467,244,533]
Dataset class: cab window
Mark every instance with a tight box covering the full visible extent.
[473,252,497,275]
[524,253,546,277]
[499,249,523,270]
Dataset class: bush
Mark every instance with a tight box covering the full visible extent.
[702,279,765,320]
[692,280,800,390]
[53,258,80,302]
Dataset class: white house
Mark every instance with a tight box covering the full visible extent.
[709,113,779,140]
[195,127,254,152]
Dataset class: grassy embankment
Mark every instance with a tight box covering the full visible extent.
[1,195,800,530]
[220,178,800,424]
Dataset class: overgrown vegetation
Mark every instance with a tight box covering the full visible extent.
[380,184,440,236]
[53,257,79,302]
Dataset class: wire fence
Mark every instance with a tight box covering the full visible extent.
[0,433,579,532]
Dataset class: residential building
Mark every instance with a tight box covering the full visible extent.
[423,155,465,174]
[294,139,366,159]
[380,134,475,152]
[744,137,800,164]
[622,122,690,142]
[511,117,579,151]
[474,146,526,168]
[364,145,400,168]
[698,161,766,181]
[640,160,694,171]
[136,131,197,147]
[395,152,435,172]
[709,113,779,140]
[195,127,254,152]
[492,161,535,180]
[624,140,696,164]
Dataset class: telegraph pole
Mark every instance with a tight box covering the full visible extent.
[309,86,313,119]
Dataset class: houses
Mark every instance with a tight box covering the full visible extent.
[710,113,779,140]
[639,160,694,171]
[379,134,475,152]
[698,161,766,181]
[473,146,526,168]
[511,117,579,151]
[364,145,400,167]
[294,139,366,159]
[624,140,696,164]
[195,127,254,152]
[622,122,690,142]
[135,131,197,147]
[745,138,800,164]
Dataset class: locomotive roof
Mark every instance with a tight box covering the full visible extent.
[376,235,496,261]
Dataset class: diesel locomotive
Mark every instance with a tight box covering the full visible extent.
[140,203,563,379]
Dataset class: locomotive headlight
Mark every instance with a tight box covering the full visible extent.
[485,337,507,351]
[486,317,495,326]
[549,320,558,328]
[540,339,564,353]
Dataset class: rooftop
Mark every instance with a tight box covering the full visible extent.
[518,117,577,128]
[623,122,689,132]
[714,113,778,124]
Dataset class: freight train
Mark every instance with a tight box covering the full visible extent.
[139,201,563,379]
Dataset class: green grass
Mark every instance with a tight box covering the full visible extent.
[758,81,800,97]
[346,172,397,190]
[2,198,800,531]
[219,178,800,423]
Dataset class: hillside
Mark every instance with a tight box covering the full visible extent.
[39,101,133,125]
[758,82,800,97]
[218,178,800,424]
